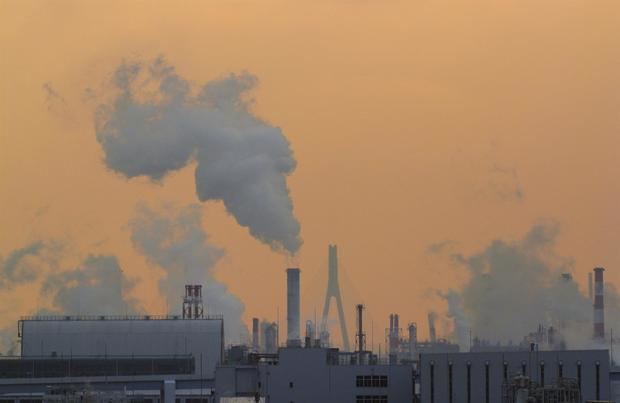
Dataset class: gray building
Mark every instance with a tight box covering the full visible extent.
[419,349,610,403]
[20,315,224,378]
[0,315,225,402]
[216,347,414,403]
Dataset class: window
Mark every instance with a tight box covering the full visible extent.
[466,362,472,403]
[596,362,600,400]
[430,362,435,403]
[558,361,563,378]
[356,395,388,403]
[289,381,294,388]
[540,361,545,386]
[356,375,388,388]
[521,361,527,376]
[448,362,453,403]
[577,361,582,390]
[485,362,490,403]
[503,362,508,381]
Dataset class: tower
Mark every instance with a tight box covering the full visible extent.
[593,267,605,340]
[287,268,301,347]
[182,284,203,319]
[320,244,351,351]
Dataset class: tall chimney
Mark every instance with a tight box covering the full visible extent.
[252,318,259,352]
[428,312,437,343]
[286,268,301,347]
[408,323,417,355]
[588,272,594,301]
[594,267,605,340]
[356,304,365,353]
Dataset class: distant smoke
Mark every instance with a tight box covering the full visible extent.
[42,255,138,315]
[0,242,138,353]
[439,222,620,348]
[0,241,44,288]
[96,57,302,253]
[130,204,248,344]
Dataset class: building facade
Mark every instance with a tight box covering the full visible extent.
[419,349,610,403]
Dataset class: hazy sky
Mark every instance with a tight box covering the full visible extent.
[1,0,619,348]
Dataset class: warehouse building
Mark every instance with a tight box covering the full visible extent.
[419,349,611,403]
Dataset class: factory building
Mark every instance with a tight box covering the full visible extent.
[0,285,222,402]
[215,347,414,402]
[419,349,611,403]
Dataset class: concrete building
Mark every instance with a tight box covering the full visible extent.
[0,314,224,402]
[419,349,611,403]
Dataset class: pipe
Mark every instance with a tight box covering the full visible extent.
[287,268,301,347]
[594,267,605,340]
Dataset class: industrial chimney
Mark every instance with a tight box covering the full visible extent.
[252,318,259,352]
[408,323,417,355]
[593,267,605,340]
[286,268,301,347]
[356,304,366,353]
[428,312,437,343]
[182,284,204,319]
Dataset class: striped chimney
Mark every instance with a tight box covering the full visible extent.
[593,267,605,340]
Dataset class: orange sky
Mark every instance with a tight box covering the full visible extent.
[1,0,619,348]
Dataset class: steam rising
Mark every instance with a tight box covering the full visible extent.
[439,223,619,348]
[42,255,138,315]
[130,204,247,344]
[96,57,302,253]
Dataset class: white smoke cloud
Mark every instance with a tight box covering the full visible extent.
[129,204,248,344]
[96,57,302,253]
[42,255,138,316]
[0,242,139,353]
[438,222,619,349]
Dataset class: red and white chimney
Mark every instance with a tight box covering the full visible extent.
[593,267,605,340]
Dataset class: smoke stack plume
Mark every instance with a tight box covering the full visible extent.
[96,58,302,253]
[594,267,605,340]
[286,268,301,347]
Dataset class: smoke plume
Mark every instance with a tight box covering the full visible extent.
[130,204,247,344]
[0,241,139,353]
[42,255,138,315]
[439,222,620,348]
[96,57,302,253]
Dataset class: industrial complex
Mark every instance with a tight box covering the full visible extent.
[0,246,617,402]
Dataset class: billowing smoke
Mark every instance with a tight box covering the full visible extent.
[42,255,138,315]
[438,222,620,348]
[130,204,247,344]
[0,241,139,353]
[96,57,301,253]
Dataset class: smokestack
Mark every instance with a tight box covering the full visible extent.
[594,267,605,340]
[252,318,259,352]
[389,314,394,332]
[356,304,365,353]
[588,272,594,301]
[428,312,437,343]
[394,314,399,333]
[286,268,301,347]
[408,323,417,355]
